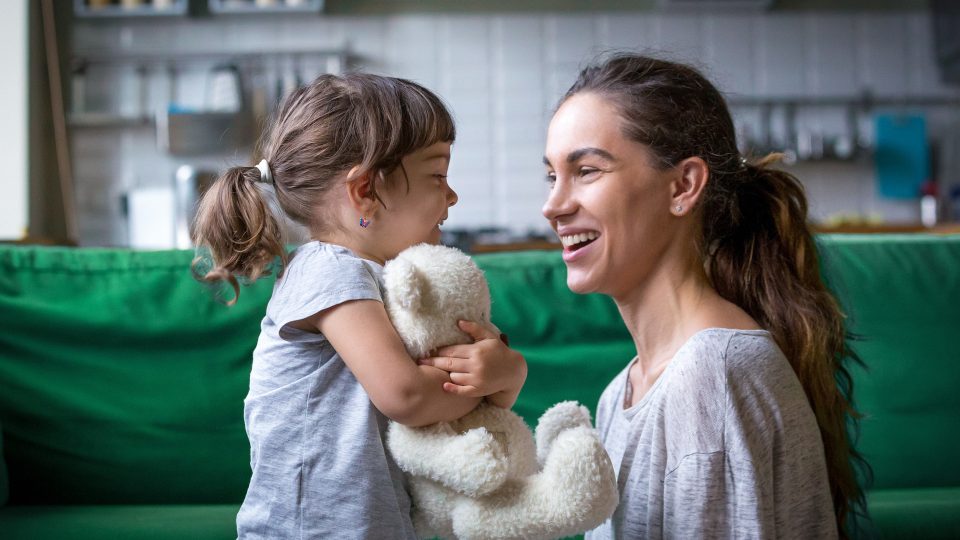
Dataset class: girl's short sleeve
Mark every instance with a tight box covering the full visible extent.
[266,244,383,341]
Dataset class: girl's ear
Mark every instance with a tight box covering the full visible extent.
[345,166,380,217]
[670,156,709,215]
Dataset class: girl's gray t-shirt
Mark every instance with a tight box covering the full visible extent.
[236,242,417,540]
[587,329,837,540]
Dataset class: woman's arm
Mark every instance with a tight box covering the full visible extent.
[310,299,482,427]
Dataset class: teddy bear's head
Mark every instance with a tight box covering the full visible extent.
[383,244,492,359]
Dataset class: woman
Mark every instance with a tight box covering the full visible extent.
[541,54,866,539]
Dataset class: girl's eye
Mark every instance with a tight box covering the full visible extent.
[433,174,448,183]
[579,167,600,178]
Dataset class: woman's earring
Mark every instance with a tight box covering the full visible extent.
[675,205,683,214]
[359,217,371,228]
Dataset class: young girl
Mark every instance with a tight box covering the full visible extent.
[192,73,527,539]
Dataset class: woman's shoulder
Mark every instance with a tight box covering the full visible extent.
[665,329,785,400]
[679,328,783,371]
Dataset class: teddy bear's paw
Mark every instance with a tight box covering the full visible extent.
[535,426,619,531]
[449,427,618,540]
[438,427,510,497]
[534,401,593,465]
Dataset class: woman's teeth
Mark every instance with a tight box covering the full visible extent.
[560,231,599,248]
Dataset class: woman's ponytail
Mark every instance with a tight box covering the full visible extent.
[702,154,868,535]
[191,166,287,305]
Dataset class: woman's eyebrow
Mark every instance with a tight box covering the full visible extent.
[566,147,616,163]
[542,147,616,167]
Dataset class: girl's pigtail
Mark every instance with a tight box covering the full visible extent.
[701,153,868,536]
[191,166,287,305]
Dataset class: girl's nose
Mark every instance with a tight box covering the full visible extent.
[446,184,458,207]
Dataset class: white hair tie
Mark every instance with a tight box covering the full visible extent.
[255,159,273,185]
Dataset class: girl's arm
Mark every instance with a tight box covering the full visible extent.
[309,299,487,427]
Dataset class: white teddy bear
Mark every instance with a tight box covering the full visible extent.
[383,244,619,540]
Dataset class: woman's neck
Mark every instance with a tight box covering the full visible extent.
[613,254,714,376]
[614,256,762,383]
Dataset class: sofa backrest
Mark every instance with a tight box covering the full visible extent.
[0,235,957,505]
[816,235,960,490]
[0,247,272,504]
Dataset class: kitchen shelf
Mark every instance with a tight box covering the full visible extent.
[68,112,154,128]
[70,48,347,69]
[73,0,188,18]
[208,0,323,15]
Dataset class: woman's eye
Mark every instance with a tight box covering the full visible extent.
[579,167,600,178]
[545,172,557,185]
[433,174,448,183]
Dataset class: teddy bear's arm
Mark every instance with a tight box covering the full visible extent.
[387,420,510,497]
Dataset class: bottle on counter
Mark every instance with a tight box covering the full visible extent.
[920,180,939,228]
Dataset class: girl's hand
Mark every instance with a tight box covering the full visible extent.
[418,320,527,408]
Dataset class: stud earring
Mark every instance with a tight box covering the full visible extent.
[675,205,683,213]
[359,217,371,228]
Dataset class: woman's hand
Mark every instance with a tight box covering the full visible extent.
[418,320,527,409]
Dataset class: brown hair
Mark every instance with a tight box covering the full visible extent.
[563,53,868,535]
[191,73,456,303]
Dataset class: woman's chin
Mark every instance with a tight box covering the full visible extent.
[565,272,598,295]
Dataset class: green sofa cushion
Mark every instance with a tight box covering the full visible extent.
[865,488,960,539]
[1,419,8,507]
[819,235,960,490]
[0,247,273,504]
[0,504,239,540]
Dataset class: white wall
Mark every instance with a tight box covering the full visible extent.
[0,0,28,240]
[70,10,960,246]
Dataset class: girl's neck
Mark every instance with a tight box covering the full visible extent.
[314,231,388,266]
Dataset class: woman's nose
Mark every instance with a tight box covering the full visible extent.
[542,180,573,222]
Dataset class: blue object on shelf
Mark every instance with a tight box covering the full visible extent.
[874,114,930,199]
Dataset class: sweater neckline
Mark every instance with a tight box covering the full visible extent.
[618,327,771,418]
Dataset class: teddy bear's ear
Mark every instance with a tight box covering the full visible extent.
[388,257,424,313]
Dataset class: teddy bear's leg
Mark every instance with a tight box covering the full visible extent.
[534,401,593,465]
[387,420,510,497]
[409,477,458,539]
[450,426,619,540]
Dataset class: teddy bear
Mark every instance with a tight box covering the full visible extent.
[383,243,619,540]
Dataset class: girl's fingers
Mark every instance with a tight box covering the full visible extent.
[457,320,499,342]
[418,355,467,373]
[442,382,481,396]
[434,343,472,358]
[447,371,473,386]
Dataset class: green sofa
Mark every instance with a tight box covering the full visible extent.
[0,235,958,539]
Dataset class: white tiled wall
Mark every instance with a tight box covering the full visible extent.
[70,10,960,246]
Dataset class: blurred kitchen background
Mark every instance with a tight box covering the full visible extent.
[4,0,960,250]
